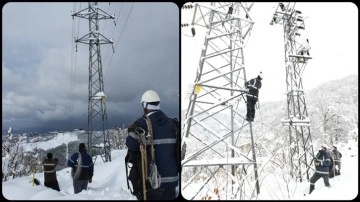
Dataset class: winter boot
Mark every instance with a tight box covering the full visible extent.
[309,184,315,194]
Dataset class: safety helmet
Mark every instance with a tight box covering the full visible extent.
[141,90,161,103]
[259,71,263,79]
[320,144,327,150]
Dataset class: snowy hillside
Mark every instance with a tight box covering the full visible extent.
[251,74,358,143]
[2,150,137,200]
[22,132,80,152]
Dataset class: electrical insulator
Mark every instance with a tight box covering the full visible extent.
[228,6,233,15]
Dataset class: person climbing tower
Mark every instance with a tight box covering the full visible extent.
[245,72,263,122]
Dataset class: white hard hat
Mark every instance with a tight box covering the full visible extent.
[141,90,160,103]
[258,71,263,79]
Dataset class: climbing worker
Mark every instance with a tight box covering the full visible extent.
[309,145,331,194]
[42,152,60,191]
[125,90,179,200]
[68,143,94,194]
[331,145,342,175]
[245,72,262,122]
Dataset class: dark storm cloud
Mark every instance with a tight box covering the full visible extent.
[2,2,179,134]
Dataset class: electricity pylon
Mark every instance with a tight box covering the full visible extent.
[270,2,315,181]
[181,3,259,199]
[72,2,114,162]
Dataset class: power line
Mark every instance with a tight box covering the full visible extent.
[103,2,124,68]
[104,2,134,80]
[69,2,81,120]
[102,3,112,33]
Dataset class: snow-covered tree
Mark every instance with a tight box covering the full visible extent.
[109,125,128,150]
[2,136,25,179]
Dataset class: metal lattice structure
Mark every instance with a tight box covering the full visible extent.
[181,3,259,199]
[72,2,114,162]
[270,2,315,181]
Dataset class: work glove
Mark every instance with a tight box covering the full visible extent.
[89,178,92,183]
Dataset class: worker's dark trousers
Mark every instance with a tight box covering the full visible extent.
[309,172,330,194]
[246,95,258,120]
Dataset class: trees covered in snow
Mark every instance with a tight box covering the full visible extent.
[109,125,128,150]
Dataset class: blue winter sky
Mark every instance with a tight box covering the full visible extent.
[2,2,179,133]
[181,2,358,108]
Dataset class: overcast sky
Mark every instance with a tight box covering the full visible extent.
[3,2,179,133]
[181,2,358,108]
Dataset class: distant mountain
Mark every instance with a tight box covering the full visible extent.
[255,74,358,144]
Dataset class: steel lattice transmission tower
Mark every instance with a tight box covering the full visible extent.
[181,3,260,199]
[72,2,114,162]
[270,2,315,181]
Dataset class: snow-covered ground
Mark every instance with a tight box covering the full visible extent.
[2,139,357,200]
[181,139,358,200]
[2,150,137,200]
[262,140,358,200]
[22,132,79,152]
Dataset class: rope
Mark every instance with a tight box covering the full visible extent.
[140,143,147,200]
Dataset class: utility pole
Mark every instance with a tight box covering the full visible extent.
[72,2,114,162]
[181,3,259,199]
[270,2,315,181]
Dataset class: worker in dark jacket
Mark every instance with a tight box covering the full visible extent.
[309,145,331,194]
[331,145,342,175]
[125,90,179,200]
[43,153,60,191]
[245,72,263,122]
[68,143,94,194]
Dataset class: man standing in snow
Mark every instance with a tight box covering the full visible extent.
[245,72,263,122]
[331,145,342,175]
[309,145,331,194]
[125,90,179,200]
[68,143,94,194]
[42,153,60,191]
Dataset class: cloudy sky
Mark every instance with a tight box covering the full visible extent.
[181,2,358,108]
[3,2,179,133]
